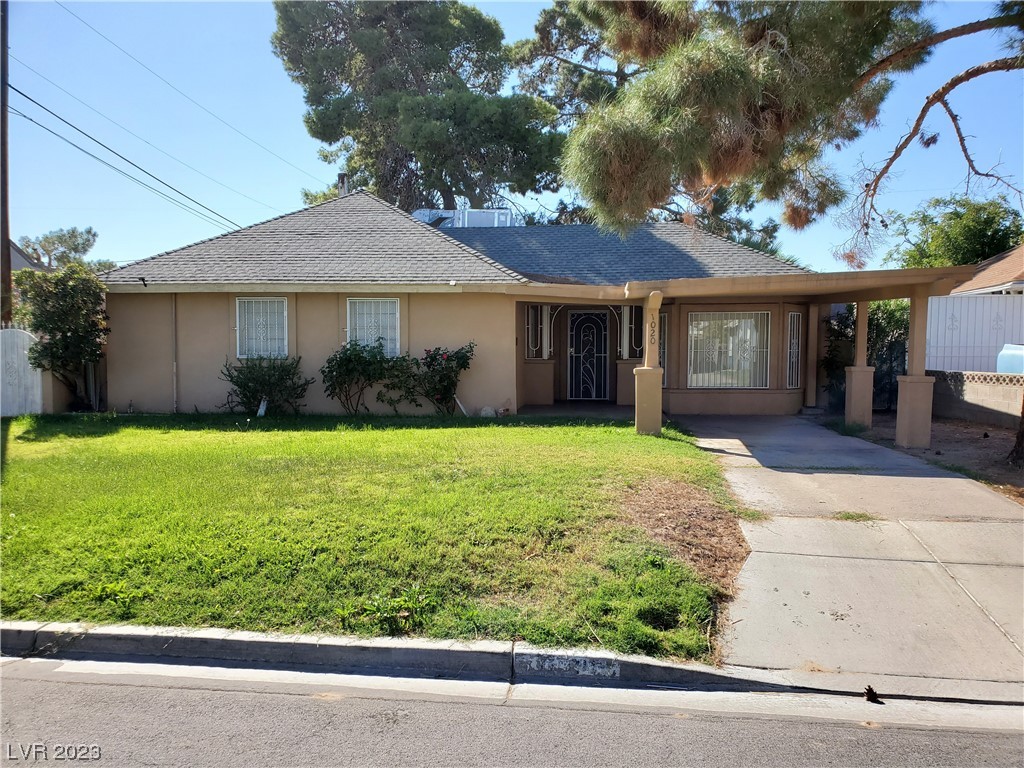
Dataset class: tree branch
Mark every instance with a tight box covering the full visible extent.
[544,53,629,80]
[860,57,1024,226]
[939,98,1024,196]
[854,14,1024,91]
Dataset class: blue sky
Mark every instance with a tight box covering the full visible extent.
[7,1,1023,272]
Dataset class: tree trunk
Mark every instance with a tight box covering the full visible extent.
[1008,392,1024,468]
[441,189,457,210]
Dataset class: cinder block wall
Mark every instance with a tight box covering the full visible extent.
[929,370,1024,429]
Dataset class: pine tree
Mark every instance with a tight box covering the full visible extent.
[558,1,1023,266]
[273,1,563,211]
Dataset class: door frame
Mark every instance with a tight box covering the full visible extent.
[566,309,610,400]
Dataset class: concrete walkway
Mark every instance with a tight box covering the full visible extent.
[678,416,1024,698]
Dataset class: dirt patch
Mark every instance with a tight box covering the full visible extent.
[861,413,1023,505]
[620,479,751,593]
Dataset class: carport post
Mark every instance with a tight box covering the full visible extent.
[845,301,874,428]
[895,287,935,448]
[634,291,663,435]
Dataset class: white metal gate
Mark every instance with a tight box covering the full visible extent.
[1,328,43,417]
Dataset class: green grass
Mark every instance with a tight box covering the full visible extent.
[832,511,879,522]
[1,413,741,660]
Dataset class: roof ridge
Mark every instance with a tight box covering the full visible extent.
[355,194,530,283]
[102,188,368,276]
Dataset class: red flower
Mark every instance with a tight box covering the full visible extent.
[442,354,448,361]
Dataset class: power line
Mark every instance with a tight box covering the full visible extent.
[11,54,284,215]
[10,107,232,232]
[12,85,241,229]
[55,1,329,186]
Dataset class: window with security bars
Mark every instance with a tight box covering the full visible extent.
[687,311,770,388]
[525,304,550,359]
[787,312,801,389]
[348,298,400,357]
[622,306,644,359]
[236,298,287,358]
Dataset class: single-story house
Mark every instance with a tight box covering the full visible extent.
[102,190,975,447]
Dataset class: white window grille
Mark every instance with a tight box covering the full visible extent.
[236,298,287,358]
[787,312,801,389]
[621,305,645,359]
[347,298,400,357]
[525,304,551,359]
[687,311,770,389]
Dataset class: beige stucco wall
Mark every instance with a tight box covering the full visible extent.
[106,293,174,412]
[407,292,517,414]
[105,290,517,416]
[522,360,555,405]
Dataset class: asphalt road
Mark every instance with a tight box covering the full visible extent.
[2,658,1022,767]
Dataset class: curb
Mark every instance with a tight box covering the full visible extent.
[3,622,1022,705]
[3,622,511,682]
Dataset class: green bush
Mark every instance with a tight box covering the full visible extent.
[321,340,391,415]
[377,343,476,416]
[219,356,314,415]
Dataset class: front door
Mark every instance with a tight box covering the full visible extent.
[568,310,609,400]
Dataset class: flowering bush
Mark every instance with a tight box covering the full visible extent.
[377,342,476,416]
[321,340,391,415]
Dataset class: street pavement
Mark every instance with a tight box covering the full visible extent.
[2,657,1022,767]
[680,416,1024,699]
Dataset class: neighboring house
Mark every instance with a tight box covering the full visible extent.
[10,240,51,272]
[101,190,973,447]
[926,245,1024,373]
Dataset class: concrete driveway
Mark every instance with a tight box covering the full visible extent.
[678,416,1024,701]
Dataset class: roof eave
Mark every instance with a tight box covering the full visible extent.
[623,265,976,301]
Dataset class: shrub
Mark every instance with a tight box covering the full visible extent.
[321,340,390,415]
[377,343,476,416]
[14,262,110,409]
[219,356,314,415]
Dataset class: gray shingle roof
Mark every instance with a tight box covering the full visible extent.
[104,190,527,285]
[447,223,809,285]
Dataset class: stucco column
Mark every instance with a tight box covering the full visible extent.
[845,301,874,428]
[803,304,819,408]
[634,291,663,435]
[896,287,935,448]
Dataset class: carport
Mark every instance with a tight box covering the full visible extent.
[623,264,976,448]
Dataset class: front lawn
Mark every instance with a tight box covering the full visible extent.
[1,414,745,659]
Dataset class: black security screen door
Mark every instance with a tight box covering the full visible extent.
[568,310,609,400]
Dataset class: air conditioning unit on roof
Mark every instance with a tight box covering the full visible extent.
[412,208,516,228]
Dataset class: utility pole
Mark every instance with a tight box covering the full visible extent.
[1,0,11,324]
